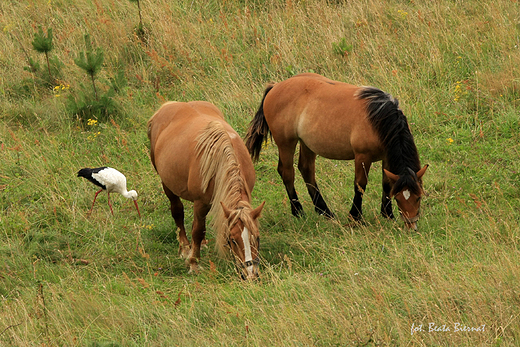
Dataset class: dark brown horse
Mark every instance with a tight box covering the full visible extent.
[148,101,264,279]
[245,73,427,229]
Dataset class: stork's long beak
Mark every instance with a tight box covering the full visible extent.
[133,200,141,218]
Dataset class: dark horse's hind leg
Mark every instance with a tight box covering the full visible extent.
[298,142,334,218]
[277,144,304,217]
[381,165,395,219]
[349,156,372,221]
[162,183,190,258]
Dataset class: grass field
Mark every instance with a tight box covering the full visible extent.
[1,0,520,345]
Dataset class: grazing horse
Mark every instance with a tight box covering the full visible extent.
[148,101,264,279]
[245,73,427,229]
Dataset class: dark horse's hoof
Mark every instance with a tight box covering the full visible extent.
[381,212,395,220]
[317,208,335,219]
[291,209,305,218]
[343,213,365,228]
[290,199,305,217]
[348,208,362,222]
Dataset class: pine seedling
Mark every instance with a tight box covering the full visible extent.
[129,0,144,30]
[129,0,150,43]
[332,37,353,57]
[74,34,104,100]
[31,26,54,82]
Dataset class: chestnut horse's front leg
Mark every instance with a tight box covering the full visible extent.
[162,183,190,258]
[349,155,371,221]
[188,201,210,273]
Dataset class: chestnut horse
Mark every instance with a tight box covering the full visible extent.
[245,73,427,229]
[148,101,264,279]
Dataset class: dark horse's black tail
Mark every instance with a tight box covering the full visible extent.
[245,84,274,162]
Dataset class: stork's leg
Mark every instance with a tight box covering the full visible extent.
[88,189,104,216]
[107,192,114,215]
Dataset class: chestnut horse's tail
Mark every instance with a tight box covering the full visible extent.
[245,84,275,162]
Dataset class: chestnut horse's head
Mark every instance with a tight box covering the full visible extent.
[384,165,428,230]
[220,201,265,280]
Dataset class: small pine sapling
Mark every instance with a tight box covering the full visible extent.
[128,0,144,30]
[74,34,104,100]
[332,38,353,57]
[129,0,150,43]
[31,26,54,83]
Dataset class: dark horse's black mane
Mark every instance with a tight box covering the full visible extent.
[357,87,422,194]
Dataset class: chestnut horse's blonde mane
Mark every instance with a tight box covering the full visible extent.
[195,121,257,255]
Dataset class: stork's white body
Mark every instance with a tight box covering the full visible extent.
[77,167,140,217]
[91,167,136,199]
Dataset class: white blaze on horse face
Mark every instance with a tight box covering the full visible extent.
[241,227,253,273]
[403,189,411,201]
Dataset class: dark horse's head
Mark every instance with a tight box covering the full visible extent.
[384,165,428,230]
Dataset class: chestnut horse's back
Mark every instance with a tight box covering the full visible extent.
[148,101,225,170]
[148,101,263,279]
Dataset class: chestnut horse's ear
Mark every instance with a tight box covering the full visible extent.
[220,201,232,219]
[383,169,400,183]
[251,201,265,220]
[417,164,429,179]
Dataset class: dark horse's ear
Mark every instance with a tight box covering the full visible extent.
[383,169,400,183]
[220,201,232,219]
[251,201,265,220]
[417,164,429,179]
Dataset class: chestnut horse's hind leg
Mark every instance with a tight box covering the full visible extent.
[298,142,334,218]
[349,155,372,221]
[381,164,394,219]
[188,201,210,273]
[162,183,190,259]
[277,143,304,217]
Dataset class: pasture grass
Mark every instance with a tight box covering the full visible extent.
[1,0,520,345]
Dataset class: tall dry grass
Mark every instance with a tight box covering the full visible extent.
[1,0,519,346]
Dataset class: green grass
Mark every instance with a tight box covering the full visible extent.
[1,0,520,345]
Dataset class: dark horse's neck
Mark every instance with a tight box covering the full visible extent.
[359,87,421,175]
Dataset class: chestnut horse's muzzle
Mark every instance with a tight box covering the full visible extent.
[227,238,260,280]
[238,257,260,280]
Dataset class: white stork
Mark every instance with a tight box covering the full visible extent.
[77,167,141,217]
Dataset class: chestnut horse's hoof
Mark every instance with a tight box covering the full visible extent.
[187,259,202,274]
[179,244,191,259]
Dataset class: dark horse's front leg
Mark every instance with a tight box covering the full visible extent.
[381,165,394,219]
[349,157,371,221]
